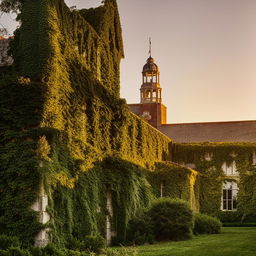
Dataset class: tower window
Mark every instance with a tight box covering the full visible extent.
[221,181,238,211]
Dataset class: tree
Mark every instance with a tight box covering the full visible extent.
[0,0,21,13]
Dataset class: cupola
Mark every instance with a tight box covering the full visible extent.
[140,54,162,104]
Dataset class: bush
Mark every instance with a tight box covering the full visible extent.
[218,211,242,223]
[65,234,105,253]
[29,247,43,256]
[65,237,84,251]
[30,246,91,256]
[126,212,154,245]
[148,198,193,241]
[81,234,105,253]
[0,235,21,250]
[193,213,222,235]
[40,244,65,256]
[0,247,31,256]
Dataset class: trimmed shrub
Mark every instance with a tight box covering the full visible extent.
[218,211,242,223]
[0,247,32,256]
[29,246,91,256]
[81,234,105,253]
[29,247,43,256]
[149,198,193,241]
[40,244,65,256]
[65,237,83,251]
[193,213,222,235]
[0,235,21,250]
[126,212,154,245]
[65,234,105,253]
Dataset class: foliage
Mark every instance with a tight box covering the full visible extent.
[4,0,255,249]
[217,211,242,223]
[0,0,21,13]
[126,211,154,245]
[218,211,256,226]
[36,136,51,161]
[171,143,256,216]
[0,235,21,250]
[149,162,200,211]
[0,247,32,256]
[0,0,171,246]
[38,243,66,256]
[81,234,105,253]
[48,158,154,246]
[193,213,221,235]
[148,198,193,241]
[0,245,137,256]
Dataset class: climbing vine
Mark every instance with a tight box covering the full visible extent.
[0,0,171,246]
[148,162,200,212]
[172,143,256,217]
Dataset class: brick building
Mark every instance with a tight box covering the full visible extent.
[128,54,256,213]
[128,55,256,143]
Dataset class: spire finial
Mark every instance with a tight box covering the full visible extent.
[149,37,151,57]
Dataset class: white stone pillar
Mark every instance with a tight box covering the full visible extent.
[106,191,114,246]
[31,181,50,247]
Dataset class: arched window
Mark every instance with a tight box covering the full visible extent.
[221,181,238,211]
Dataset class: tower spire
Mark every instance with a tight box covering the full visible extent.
[149,37,151,57]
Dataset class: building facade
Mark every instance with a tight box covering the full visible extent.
[128,55,256,214]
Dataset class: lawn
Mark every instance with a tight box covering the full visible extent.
[136,227,256,256]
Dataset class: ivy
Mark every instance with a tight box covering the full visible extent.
[0,0,171,247]
[172,143,256,216]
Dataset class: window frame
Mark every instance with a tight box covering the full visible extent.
[221,181,238,211]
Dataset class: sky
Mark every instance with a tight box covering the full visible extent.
[1,0,256,123]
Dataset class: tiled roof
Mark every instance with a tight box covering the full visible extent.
[158,120,256,143]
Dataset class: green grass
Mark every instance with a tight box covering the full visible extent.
[136,227,256,256]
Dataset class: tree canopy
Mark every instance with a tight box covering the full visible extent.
[0,0,21,13]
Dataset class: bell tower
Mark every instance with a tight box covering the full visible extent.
[141,56,162,104]
[128,39,167,129]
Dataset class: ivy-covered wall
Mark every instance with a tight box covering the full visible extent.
[3,0,255,248]
[171,143,256,217]
[148,162,200,212]
[0,0,181,247]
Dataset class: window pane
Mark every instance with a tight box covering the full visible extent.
[223,200,227,210]
[228,200,232,210]
[233,199,237,209]
[223,190,227,199]
[228,189,232,199]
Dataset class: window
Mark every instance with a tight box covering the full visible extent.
[222,161,238,176]
[222,181,238,211]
